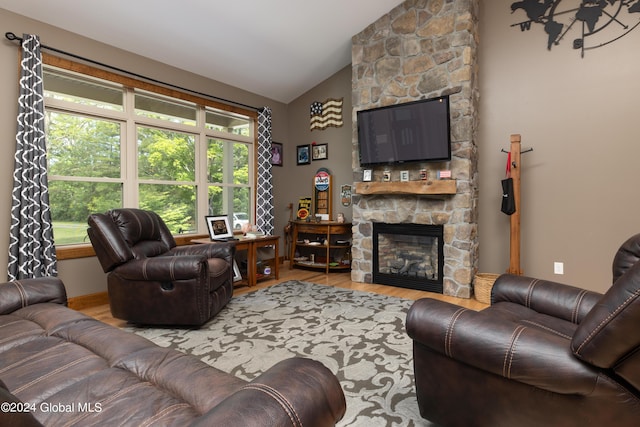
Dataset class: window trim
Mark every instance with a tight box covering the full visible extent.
[44,54,258,119]
[44,54,259,259]
[56,234,211,260]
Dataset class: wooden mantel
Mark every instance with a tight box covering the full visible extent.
[354,180,456,195]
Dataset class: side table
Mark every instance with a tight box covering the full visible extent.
[192,235,279,286]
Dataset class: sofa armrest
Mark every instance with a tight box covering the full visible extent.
[169,242,235,265]
[191,358,346,427]
[492,274,602,324]
[113,256,207,282]
[407,298,604,395]
[0,379,43,426]
[0,277,67,315]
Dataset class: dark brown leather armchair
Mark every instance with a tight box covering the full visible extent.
[406,233,640,426]
[88,208,235,326]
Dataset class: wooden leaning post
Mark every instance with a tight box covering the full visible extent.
[507,134,532,275]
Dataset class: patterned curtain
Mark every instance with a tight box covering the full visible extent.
[256,107,274,235]
[8,34,57,280]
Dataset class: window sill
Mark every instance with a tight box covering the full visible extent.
[55,233,211,260]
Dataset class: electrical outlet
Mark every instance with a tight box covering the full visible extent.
[554,262,564,275]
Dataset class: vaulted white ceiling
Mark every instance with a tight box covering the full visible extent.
[0,0,405,103]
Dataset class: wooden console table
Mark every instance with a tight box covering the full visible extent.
[192,235,279,287]
[290,221,351,273]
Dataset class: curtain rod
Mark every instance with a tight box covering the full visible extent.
[5,32,261,112]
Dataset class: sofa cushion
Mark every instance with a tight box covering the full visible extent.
[0,304,245,426]
[488,301,578,340]
[572,260,640,365]
[612,232,640,283]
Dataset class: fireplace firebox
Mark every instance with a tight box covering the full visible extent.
[373,223,444,293]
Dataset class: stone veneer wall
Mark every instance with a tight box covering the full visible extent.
[351,0,480,298]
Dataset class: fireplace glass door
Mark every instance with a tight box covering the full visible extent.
[373,223,444,293]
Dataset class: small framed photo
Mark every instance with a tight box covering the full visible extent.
[297,144,311,165]
[363,169,372,182]
[271,142,283,166]
[205,215,233,240]
[232,260,242,282]
[383,170,391,182]
[312,143,328,161]
[400,170,409,182]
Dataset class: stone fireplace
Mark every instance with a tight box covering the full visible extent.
[374,222,444,293]
[350,0,479,298]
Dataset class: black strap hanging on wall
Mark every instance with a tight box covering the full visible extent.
[501,152,516,215]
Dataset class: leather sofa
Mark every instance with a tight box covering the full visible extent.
[88,208,235,326]
[406,233,640,426]
[0,277,346,426]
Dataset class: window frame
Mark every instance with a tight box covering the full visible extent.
[43,54,259,259]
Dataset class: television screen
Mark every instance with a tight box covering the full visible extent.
[357,95,451,166]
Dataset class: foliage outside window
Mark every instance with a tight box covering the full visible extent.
[43,63,256,246]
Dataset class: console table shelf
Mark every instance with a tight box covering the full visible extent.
[192,236,279,287]
[354,180,456,195]
[290,221,351,273]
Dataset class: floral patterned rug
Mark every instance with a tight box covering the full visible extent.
[128,280,436,426]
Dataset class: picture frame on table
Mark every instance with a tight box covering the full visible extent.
[271,142,283,166]
[363,169,372,182]
[312,143,328,161]
[297,144,311,165]
[205,215,233,240]
[232,261,242,282]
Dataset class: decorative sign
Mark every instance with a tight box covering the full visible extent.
[310,98,343,131]
[341,185,352,207]
[510,1,640,57]
[297,197,311,220]
[314,170,330,191]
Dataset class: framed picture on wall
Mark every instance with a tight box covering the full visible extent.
[271,142,283,166]
[297,144,311,165]
[312,143,328,161]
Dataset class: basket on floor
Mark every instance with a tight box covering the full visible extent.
[474,273,500,304]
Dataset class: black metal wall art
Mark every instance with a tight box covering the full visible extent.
[510,1,640,57]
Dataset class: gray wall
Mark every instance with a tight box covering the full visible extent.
[274,65,353,241]
[477,2,640,292]
[301,1,640,294]
[2,1,638,297]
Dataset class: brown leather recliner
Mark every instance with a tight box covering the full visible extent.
[88,208,234,326]
[406,233,640,426]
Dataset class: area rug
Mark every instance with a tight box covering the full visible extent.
[127,281,435,426]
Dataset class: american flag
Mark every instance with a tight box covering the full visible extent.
[310,98,343,131]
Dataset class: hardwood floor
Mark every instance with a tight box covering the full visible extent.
[78,261,488,327]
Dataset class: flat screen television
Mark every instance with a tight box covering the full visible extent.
[357,95,451,166]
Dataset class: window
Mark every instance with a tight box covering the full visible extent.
[43,59,256,247]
